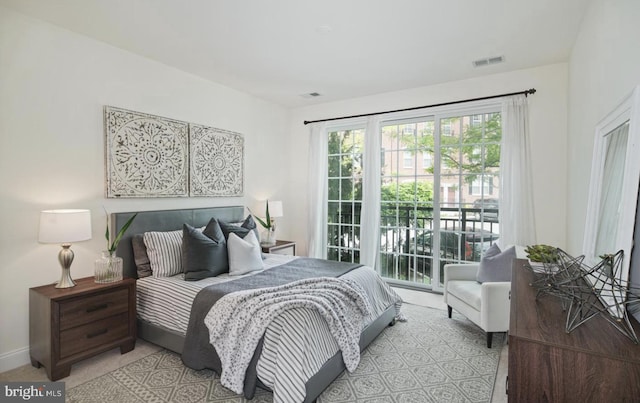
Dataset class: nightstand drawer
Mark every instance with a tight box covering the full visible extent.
[272,245,294,255]
[59,312,129,358]
[59,288,129,330]
[261,240,296,256]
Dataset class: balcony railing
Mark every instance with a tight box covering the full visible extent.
[328,204,500,287]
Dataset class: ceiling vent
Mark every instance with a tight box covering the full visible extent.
[472,55,504,68]
[300,92,322,98]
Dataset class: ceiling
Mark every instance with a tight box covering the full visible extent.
[1,0,591,108]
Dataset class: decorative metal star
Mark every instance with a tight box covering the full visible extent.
[526,249,585,308]
[526,248,640,344]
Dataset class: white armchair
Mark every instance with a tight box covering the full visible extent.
[443,263,511,348]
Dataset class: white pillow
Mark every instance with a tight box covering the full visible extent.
[227,231,264,276]
[143,229,183,277]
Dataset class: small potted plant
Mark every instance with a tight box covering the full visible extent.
[95,212,137,283]
[525,244,560,273]
[250,202,276,246]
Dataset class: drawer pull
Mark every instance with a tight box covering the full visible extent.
[86,329,108,339]
[86,304,108,313]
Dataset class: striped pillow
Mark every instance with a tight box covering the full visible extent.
[144,229,184,277]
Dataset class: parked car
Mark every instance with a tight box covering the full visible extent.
[408,230,469,276]
[466,228,501,261]
[473,198,499,222]
[409,228,500,274]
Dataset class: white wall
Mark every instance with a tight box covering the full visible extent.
[567,0,640,321]
[567,0,640,254]
[286,64,569,256]
[0,7,289,371]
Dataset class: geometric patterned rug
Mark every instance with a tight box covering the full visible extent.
[67,303,503,403]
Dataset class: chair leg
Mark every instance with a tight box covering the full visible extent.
[447,305,452,318]
[487,332,493,348]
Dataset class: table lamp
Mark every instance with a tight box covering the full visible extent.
[39,209,92,288]
[267,200,283,232]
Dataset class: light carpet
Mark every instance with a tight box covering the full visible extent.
[67,303,503,403]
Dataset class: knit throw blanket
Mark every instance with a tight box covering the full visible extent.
[204,276,372,394]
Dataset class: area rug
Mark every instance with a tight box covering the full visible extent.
[67,303,503,403]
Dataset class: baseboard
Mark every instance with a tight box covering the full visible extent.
[0,346,30,373]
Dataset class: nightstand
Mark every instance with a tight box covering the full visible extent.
[261,240,296,256]
[29,277,136,381]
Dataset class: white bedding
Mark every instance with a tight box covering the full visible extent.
[136,253,298,334]
[257,265,403,403]
[136,254,403,403]
[206,276,372,394]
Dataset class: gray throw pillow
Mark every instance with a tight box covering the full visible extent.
[132,234,152,278]
[476,243,516,283]
[218,215,260,242]
[182,220,228,281]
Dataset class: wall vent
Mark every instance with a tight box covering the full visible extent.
[472,55,504,68]
[300,92,322,98]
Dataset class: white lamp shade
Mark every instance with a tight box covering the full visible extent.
[39,209,92,244]
[268,201,283,218]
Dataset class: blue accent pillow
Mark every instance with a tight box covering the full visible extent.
[182,220,228,281]
[476,243,516,283]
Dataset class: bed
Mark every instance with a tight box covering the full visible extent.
[113,206,401,403]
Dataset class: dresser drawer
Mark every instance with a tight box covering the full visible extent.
[59,312,129,358]
[59,288,129,330]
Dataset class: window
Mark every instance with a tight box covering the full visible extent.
[402,125,415,136]
[327,128,364,263]
[441,119,453,136]
[420,121,434,170]
[422,152,433,169]
[380,119,435,285]
[470,176,494,196]
[325,108,501,291]
[403,150,413,169]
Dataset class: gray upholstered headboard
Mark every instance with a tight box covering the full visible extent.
[112,206,246,279]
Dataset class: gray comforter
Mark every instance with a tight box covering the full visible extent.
[181,258,362,397]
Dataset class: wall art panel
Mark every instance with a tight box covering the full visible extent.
[189,124,244,197]
[104,106,189,198]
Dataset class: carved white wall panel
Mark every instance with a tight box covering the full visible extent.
[189,124,244,197]
[104,106,189,198]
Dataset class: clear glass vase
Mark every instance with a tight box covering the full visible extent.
[95,251,123,283]
[261,228,276,246]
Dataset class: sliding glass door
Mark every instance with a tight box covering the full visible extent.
[327,128,364,264]
[379,112,501,290]
[324,107,502,291]
[379,118,436,286]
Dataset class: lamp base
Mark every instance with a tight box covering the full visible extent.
[55,267,76,288]
[55,244,76,288]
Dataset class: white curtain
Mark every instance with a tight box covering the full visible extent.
[500,95,537,246]
[307,122,328,258]
[359,116,381,268]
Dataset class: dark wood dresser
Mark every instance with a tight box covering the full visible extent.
[508,259,640,402]
[29,277,136,381]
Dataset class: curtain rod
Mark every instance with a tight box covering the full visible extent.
[303,88,536,125]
